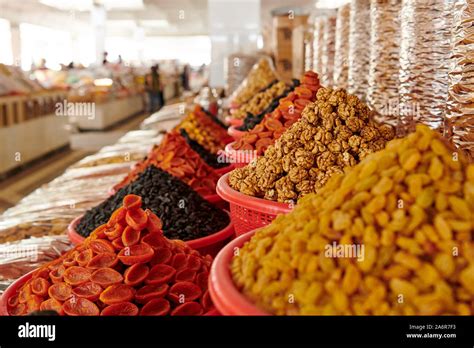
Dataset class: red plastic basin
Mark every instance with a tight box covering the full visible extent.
[216,173,293,236]
[224,142,257,168]
[209,230,269,315]
[68,212,235,257]
[227,126,246,141]
[1,269,219,316]
[214,164,234,176]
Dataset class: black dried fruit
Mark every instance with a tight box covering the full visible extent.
[76,166,230,241]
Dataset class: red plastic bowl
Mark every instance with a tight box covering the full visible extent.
[1,270,219,316]
[68,212,235,257]
[0,270,34,316]
[209,230,269,315]
[216,173,293,236]
[227,126,246,141]
[214,164,234,176]
[224,142,257,168]
[224,116,243,127]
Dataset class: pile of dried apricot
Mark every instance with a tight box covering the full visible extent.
[232,71,320,155]
[178,106,232,155]
[8,194,214,316]
[114,132,219,196]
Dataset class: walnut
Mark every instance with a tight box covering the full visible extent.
[229,87,395,202]
[346,117,364,132]
[348,135,362,149]
[316,151,336,170]
[289,167,309,183]
[379,124,395,140]
[328,140,342,153]
[361,126,380,141]
[275,176,297,201]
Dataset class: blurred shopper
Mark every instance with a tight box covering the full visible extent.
[181,64,191,91]
[145,64,163,113]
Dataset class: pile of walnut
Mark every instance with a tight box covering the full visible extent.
[229,88,395,203]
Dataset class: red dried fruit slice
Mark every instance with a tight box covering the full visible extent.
[252,124,265,133]
[295,98,312,108]
[87,252,118,270]
[145,209,163,233]
[168,167,186,178]
[90,268,123,287]
[201,290,213,311]
[40,298,63,314]
[63,297,99,316]
[175,269,197,282]
[63,267,92,286]
[146,264,176,285]
[140,298,170,316]
[101,302,139,316]
[186,255,202,271]
[273,129,285,139]
[99,284,134,305]
[48,282,72,302]
[196,272,209,291]
[25,295,42,313]
[123,195,142,211]
[168,282,202,303]
[135,283,169,304]
[284,119,297,128]
[242,134,258,144]
[122,226,141,247]
[265,119,283,131]
[294,86,313,99]
[118,243,154,265]
[75,249,93,267]
[10,303,27,316]
[124,263,149,286]
[91,224,108,238]
[49,265,66,283]
[170,158,185,167]
[108,207,127,226]
[149,247,173,265]
[125,209,148,231]
[72,282,102,301]
[62,256,77,268]
[104,224,124,240]
[257,131,273,139]
[30,278,50,296]
[171,302,203,316]
[171,254,187,271]
[112,237,125,250]
[180,164,194,175]
[33,267,50,279]
[89,239,115,254]
[7,294,19,308]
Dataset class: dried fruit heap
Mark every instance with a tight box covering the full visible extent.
[231,58,278,107]
[231,81,289,120]
[178,106,231,155]
[77,166,230,240]
[114,132,219,196]
[229,88,395,202]
[8,195,214,316]
[233,71,320,155]
[180,129,227,169]
[232,125,474,315]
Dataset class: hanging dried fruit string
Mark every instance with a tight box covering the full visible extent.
[8,194,214,316]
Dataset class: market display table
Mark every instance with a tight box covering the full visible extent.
[70,94,144,130]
